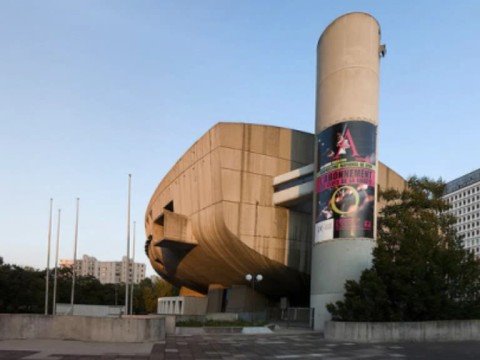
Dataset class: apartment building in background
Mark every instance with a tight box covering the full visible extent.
[60,254,146,284]
[443,168,480,257]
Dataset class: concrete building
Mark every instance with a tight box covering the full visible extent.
[119,256,146,284]
[144,122,405,314]
[97,260,122,284]
[78,254,99,277]
[311,12,384,331]
[60,254,146,284]
[443,168,480,257]
[59,255,97,277]
[144,13,405,330]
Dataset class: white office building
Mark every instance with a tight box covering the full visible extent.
[60,254,146,284]
[443,168,480,257]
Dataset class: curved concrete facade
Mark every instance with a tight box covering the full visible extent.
[145,123,314,304]
[145,122,404,310]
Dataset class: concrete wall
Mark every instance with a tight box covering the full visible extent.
[325,320,480,342]
[56,304,124,317]
[225,285,267,313]
[157,296,208,315]
[206,285,225,313]
[145,123,313,301]
[163,315,176,335]
[0,314,165,342]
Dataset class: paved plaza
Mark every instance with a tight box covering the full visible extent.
[2,333,480,359]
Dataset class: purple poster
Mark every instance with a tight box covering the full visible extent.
[314,121,377,243]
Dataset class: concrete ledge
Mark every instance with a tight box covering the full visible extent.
[325,320,480,342]
[241,326,273,334]
[175,327,242,335]
[175,326,272,335]
[0,314,165,342]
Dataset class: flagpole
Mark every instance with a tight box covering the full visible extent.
[53,209,61,316]
[129,220,136,315]
[70,198,80,314]
[45,198,53,315]
[125,174,131,315]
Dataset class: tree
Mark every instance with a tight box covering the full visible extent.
[327,177,480,321]
[133,276,178,314]
[0,259,179,314]
[0,262,45,313]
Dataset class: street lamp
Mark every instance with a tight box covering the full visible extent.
[245,273,263,323]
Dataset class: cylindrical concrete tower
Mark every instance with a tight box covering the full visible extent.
[311,12,382,331]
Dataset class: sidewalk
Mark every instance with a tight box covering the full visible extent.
[3,333,480,359]
[0,339,155,359]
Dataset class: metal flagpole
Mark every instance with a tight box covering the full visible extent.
[70,198,80,314]
[125,174,131,315]
[53,209,61,316]
[45,198,53,315]
[129,220,136,315]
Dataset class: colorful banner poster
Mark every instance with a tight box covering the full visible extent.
[314,121,377,243]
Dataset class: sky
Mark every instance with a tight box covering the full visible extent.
[1,1,480,275]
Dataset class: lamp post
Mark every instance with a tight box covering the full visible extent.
[245,273,263,323]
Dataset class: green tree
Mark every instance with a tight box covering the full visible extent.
[0,262,44,313]
[132,276,178,314]
[0,259,179,315]
[327,177,480,321]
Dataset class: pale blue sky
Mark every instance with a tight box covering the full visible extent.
[1,1,479,274]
